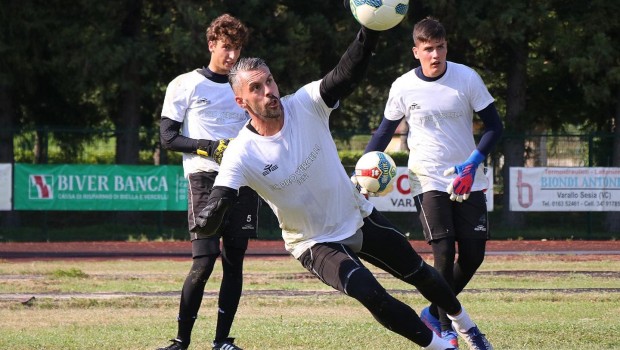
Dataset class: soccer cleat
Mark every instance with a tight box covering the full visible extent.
[454,325,493,350]
[156,338,187,350]
[441,330,459,349]
[212,337,243,350]
[420,306,441,335]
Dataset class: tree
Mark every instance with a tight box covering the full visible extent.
[552,0,620,232]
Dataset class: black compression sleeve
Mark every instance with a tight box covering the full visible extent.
[476,103,504,155]
[364,117,402,153]
[319,26,380,108]
[160,117,200,153]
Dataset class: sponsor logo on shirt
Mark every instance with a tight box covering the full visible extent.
[262,164,279,176]
[409,103,421,110]
[271,144,321,190]
[197,97,210,105]
[474,224,487,232]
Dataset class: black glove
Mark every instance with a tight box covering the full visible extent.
[196,139,232,164]
[194,186,237,237]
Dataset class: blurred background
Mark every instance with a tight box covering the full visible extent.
[1,0,618,241]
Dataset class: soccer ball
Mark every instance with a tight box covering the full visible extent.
[349,0,409,31]
[354,151,397,193]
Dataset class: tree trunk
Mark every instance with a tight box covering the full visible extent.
[0,84,15,163]
[501,41,528,229]
[114,0,142,166]
[603,88,620,233]
[114,76,141,165]
[0,82,21,228]
[34,129,49,164]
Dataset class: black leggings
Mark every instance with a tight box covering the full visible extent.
[176,238,248,346]
[298,210,462,347]
[430,237,486,330]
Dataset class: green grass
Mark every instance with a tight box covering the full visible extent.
[0,256,619,349]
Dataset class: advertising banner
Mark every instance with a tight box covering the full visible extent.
[509,167,620,211]
[369,166,494,212]
[14,164,187,211]
[0,164,11,211]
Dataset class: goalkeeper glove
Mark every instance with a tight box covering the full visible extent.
[443,149,485,202]
[351,173,369,197]
[196,139,232,164]
[194,186,237,238]
[350,173,393,198]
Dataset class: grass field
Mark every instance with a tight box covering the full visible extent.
[1,255,619,349]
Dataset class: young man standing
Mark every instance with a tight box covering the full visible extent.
[194,19,494,350]
[157,14,259,350]
[362,17,503,348]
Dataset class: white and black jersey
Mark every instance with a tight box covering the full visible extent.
[384,62,494,197]
[161,69,249,177]
[214,81,374,257]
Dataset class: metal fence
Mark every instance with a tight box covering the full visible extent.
[2,128,618,241]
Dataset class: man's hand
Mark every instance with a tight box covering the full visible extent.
[351,174,394,198]
[196,139,233,164]
[351,173,369,197]
[193,187,237,238]
[443,150,485,202]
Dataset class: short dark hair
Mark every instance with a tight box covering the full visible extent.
[206,14,249,49]
[412,17,446,45]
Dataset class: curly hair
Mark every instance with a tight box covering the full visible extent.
[206,14,249,49]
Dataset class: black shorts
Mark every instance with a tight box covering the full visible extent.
[413,190,489,242]
[297,209,425,293]
[191,235,250,258]
[187,171,259,241]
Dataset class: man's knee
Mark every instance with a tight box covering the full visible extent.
[346,268,389,307]
[189,254,218,282]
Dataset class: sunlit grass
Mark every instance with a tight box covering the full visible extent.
[0,256,618,349]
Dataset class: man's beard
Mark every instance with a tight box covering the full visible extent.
[264,105,282,119]
[249,98,282,119]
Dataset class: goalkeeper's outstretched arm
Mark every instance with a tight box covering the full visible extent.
[194,186,238,237]
[319,26,380,108]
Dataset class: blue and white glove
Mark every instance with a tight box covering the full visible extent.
[443,149,485,202]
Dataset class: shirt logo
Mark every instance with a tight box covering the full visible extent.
[474,224,487,232]
[409,103,421,110]
[262,164,279,176]
[197,97,210,105]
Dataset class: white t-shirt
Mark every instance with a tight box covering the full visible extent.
[384,62,494,197]
[214,81,374,258]
[161,70,249,177]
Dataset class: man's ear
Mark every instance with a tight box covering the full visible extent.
[235,96,245,108]
[412,46,419,59]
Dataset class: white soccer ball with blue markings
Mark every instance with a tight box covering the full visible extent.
[355,151,397,193]
[350,0,409,31]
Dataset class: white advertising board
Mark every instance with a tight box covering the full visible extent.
[0,164,12,210]
[369,166,494,212]
[509,167,620,211]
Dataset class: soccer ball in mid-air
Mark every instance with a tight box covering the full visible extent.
[350,0,409,31]
[354,151,397,193]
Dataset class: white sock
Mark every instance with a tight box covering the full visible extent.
[422,332,453,350]
[447,307,476,333]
